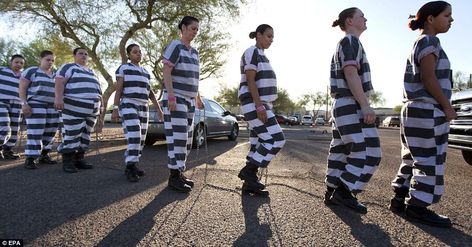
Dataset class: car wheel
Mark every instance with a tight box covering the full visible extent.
[228,124,239,141]
[192,123,206,149]
[462,150,472,166]
[144,138,157,146]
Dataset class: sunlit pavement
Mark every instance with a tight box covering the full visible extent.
[1,126,471,246]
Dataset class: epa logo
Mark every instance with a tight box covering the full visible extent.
[1,239,23,246]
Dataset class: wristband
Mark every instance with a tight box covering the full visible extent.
[256,105,265,112]
[168,96,176,102]
[112,105,119,110]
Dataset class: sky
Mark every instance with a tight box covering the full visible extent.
[201,0,472,108]
[1,0,471,108]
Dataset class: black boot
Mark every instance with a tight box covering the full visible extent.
[405,205,452,228]
[238,163,265,190]
[38,149,57,165]
[241,181,269,197]
[389,187,408,213]
[24,157,38,169]
[74,151,93,169]
[62,153,78,173]
[324,186,335,205]
[168,169,192,193]
[2,147,19,159]
[181,172,194,188]
[330,184,367,214]
[125,163,140,182]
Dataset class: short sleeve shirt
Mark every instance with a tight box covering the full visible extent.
[115,63,151,104]
[0,67,21,101]
[21,66,56,103]
[56,63,102,100]
[330,34,373,98]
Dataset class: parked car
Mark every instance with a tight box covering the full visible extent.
[301,115,313,126]
[290,115,301,125]
[448,89,472,165]
[145,97,239,147]
[275,114,296,126]
[314,117,325,125]
[382,116,400,127]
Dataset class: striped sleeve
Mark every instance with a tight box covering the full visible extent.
[162,40,181,66]
[339,36,360,69]
[416,36,440,64]
[115,64,125,78]
[21,67,36,82]
[243,47,258,71]
[57,63,74,79]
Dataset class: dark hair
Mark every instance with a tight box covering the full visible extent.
[332,7,358,30]
[249,24,273,39]
[409,1,450,30]
[126,44,139,55]
[40,50,54,58]
[73,47,86,55]
[178,16,199,30]
[10,54,24,62]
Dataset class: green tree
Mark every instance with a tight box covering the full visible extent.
[393,104,402,114]
[370,90,386,107]
[215,85,239,109]
[1,0,243,123]
[298,92,325,117]
[273,88,296,114]
[453,70,469,91]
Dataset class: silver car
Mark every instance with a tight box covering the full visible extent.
[145,97,239,147]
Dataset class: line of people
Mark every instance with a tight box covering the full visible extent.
[0,1,457,229]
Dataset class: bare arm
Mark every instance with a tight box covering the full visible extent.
[163,63,176,111]
[420,53,457,121]
[111,77,124,122]
[19,77,32,116]
[246,69,267,123]
[54,77,66,110]
[343,65,375,124]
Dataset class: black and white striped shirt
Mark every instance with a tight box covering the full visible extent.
[238,46,278,103]
[162,40,200,98]
[330,34,373,98]
[116,63,151,104]
[403,35,452,103]
[0,66,21,102]
[56,63,102,100]
[21,66,56,103]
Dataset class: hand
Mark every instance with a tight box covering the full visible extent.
[54,98,64,111]
[22,104,32,117]
[168,100,177,111]
[444,106,457,121]
[95,118,104,133]
[257,110,268,123]
[111,109,120,122]
[196,99,204,110]
[361,106,376,125]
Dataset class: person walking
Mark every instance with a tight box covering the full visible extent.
[390,1,455,228]
[324,7,381,214]
[238,24,286,196]
[162,16,204,192]
[55,47,103,173]
[19,50,60,169]
[112,43,163,182]
[0,54,25,160]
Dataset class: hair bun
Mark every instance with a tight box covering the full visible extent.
[249,31,257,39]
[332,19,339,27]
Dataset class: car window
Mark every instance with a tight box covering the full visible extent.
[207,100,226,115]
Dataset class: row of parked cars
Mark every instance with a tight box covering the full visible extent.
[275,115,326,126]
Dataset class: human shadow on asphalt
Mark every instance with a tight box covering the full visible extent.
[328,205,394,247]
[0,138,237,243]
[234,195,273,247]
[96,188,189,247]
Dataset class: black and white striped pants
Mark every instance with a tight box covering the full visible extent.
[25,101,60,158]
[119,99,149,165]
[163,94,195,171]
[58,97,99,154]
[0,100,22,151]
[391,101,449,207]
[325,98,381,193]
[241,102,285,167]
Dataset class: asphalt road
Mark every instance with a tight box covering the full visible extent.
[1,124,471,246]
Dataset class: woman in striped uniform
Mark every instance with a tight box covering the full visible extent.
[55,47,102,173]
[238,24,286,196]
[0,54,25,160]
[162,16,204,193]
[324,8,381,214]
[19,50,60,169]
[112,43,163,182]
[390,1,455,228]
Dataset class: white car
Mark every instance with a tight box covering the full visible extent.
[301,115,313,126]
[314,117,325,125]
